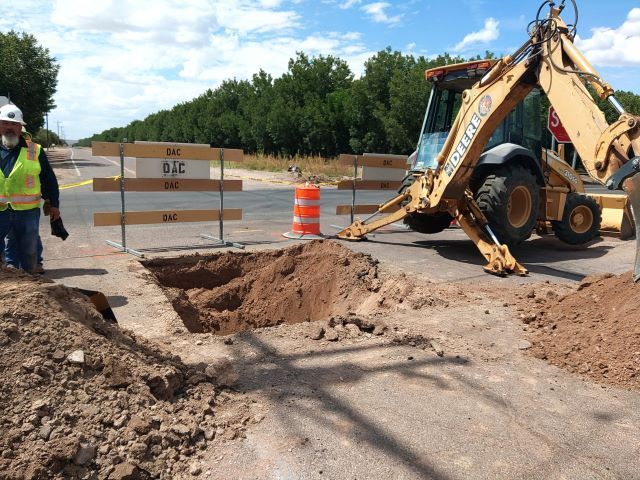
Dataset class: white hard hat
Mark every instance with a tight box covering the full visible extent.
[0,104,26,125]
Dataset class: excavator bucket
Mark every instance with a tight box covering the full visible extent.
[73,288,118,323]
[622,172,640,282]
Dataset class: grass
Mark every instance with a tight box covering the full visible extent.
[215,153,354,178]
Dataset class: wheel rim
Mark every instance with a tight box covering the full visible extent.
[507,185,532,229]
[569,205,593,234]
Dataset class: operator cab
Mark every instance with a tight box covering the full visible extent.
[411,60,542,171]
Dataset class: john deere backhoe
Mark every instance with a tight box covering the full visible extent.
[405,59,618,247]
[338,0,640,281]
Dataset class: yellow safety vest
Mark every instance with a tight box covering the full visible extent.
[0,141,42,211]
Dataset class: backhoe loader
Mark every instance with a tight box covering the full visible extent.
[405,59,608,246]
[338,0,640,281]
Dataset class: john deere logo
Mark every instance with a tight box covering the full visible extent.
[7,112,15,119]
[478,95,492,117]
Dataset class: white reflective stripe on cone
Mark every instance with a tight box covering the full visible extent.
[293,216,320,224]
[294,198,320,206]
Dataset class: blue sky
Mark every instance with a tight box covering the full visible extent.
[1,0,639,139]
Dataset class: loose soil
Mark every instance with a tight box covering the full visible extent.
[144,241,406,335]
[0,268,253,480]
[520,272,640,390]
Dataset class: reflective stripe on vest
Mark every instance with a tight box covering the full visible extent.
[8,194,41,204]
[26,141,37,161]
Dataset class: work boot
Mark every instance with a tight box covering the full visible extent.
[34,264,45,274]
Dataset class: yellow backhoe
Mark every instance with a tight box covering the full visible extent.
[338,0,640,281]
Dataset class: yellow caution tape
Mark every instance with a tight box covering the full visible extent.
[60,179,93,190]
[59,175,120,190]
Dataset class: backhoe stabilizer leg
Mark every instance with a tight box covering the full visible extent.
[457,212,528,277]
[621,172,640,282]
[336,193,410,240]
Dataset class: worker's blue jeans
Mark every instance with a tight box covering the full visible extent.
[6,232,43,266]
[0,208,40,273]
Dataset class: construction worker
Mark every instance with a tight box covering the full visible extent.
[5,126,45,272]
[0,104,60,273]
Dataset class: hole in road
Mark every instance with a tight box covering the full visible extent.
[144,241,385,335]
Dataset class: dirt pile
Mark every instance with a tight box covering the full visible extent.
[521,272,640,390]
[145,241,407,335]
[0,268,252,479]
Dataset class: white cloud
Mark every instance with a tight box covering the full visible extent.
[0,0,373,139]
[361,2,402,25]
[453,17,500,52]
[575,8,640,67]
[340,0,361,9]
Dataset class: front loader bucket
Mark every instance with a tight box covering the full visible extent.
[588,194,635,238]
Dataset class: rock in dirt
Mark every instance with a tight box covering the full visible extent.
[109,462,147,480]
[517,340,532,350]
[324,327,339,342]
[74,443,96,465]
[67,350,85,364]
[310,325,325,340]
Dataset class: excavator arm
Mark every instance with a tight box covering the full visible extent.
[338,0,640,281]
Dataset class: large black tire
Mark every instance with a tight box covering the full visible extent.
[474,164,540,247]
[403,212,454,234]
[551,193,601,245]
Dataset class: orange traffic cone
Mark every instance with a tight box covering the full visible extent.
[283,184,324,239]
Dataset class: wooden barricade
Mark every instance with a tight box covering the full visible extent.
[336,153,409,223]
[92,141,244,257]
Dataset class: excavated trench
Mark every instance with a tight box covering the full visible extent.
[144,241,386,335]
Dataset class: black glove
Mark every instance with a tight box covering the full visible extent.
[51,217,69,240]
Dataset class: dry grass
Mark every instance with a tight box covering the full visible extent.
[220,153,353,178]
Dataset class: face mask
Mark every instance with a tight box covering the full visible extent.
[1,133,19,149]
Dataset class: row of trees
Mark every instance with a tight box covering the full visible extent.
[80,48,640,157]
[0,31,59,130]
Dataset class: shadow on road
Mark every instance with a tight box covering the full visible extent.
[51,160,109,169]
[106,295,128,307]
[220,333,469,479]
[44,267,108,279]
[362,233,615,282]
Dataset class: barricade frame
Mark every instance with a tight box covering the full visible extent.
[92,141,245,257]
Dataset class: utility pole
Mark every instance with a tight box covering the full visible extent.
[56,121,62,140]
[46,113,49,149]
